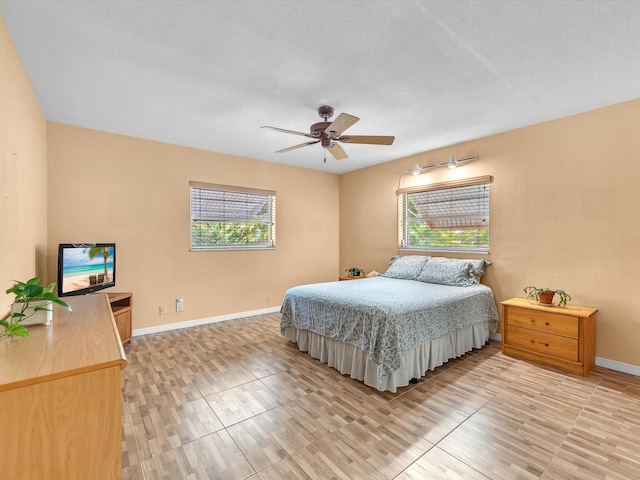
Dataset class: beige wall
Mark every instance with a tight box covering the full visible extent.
[340,98,640,367]
[0,12,48,315]
[46,124,339,329]
[4,9,640,368]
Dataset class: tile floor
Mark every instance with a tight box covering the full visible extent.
[120,313,640,479]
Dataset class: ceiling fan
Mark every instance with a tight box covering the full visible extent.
[261,106,395,162]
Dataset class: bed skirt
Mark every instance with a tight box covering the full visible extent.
[282,321,493,392]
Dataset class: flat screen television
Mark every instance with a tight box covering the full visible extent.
[57,243,116,297]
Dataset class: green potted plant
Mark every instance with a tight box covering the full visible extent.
[345,267,365,278]
[2,277,72,338]
[523,286,572,307]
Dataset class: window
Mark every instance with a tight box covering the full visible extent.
[398,175,491,253]
[190,182,276,250]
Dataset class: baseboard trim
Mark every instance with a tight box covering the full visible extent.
[132,306,282,337]
[595,357,640,376]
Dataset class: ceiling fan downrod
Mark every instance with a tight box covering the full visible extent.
[317,105,334,121]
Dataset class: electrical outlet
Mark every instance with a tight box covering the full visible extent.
[159,305,166,315]
[176,298,184,312]
[266,295,271,303]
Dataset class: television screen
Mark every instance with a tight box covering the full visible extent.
[57,243,116,296]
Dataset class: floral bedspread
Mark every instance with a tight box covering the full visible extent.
[280,276,499,381]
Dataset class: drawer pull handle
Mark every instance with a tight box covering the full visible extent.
[538,342,549,347]
[545,322,550,326]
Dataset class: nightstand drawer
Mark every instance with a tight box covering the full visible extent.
[507,325,578,361]
[507,306,578,337]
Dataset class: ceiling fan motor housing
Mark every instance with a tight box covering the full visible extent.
[311,121,339,148]
[310,121,331,136]
[321,136,334,148]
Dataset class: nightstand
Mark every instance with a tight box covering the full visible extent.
[338,275,367,281]
[501,297,597,376]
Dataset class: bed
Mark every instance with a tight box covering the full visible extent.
[280,256,499,392]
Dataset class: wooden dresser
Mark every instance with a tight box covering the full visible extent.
[501,297,597,376]
[0,294,128,479]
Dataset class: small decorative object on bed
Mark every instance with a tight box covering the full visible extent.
[523,286,571,307]
[345,267,365,278]
[281,256,498,392]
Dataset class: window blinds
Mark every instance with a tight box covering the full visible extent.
[190,182,276,250]
[398,175,491,252]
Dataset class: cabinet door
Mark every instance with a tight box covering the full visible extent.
[1,366,122,478]
[114,309,132,343]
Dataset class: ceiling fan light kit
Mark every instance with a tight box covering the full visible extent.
[405,155,478,176]
[262,106,395,163]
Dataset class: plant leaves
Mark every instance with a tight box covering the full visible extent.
[24,283,44,298]
[42,292,72,311]
[41,292,58,303]
[7,323,30,338]
[5,286,19,295]
[8,278,72,313]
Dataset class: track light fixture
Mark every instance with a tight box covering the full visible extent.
[402,155,478,175]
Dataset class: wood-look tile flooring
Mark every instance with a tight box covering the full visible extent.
[121,313,640,479]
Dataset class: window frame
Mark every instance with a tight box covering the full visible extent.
[397,175,491,254]
[190,181,276,251]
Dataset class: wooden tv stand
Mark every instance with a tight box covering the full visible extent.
[107,292,133,345]
[0,294,128,479]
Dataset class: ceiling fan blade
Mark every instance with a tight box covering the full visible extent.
[261,126,315,138]
[338,135,395,145]
[274,140,319,153]
[327,142,348,160]
[326,113,359,135]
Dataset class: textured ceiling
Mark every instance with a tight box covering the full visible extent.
[2,0,639,174]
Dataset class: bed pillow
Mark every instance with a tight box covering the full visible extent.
[465,259,491,284]
[380,255,430,280]
[416,257,474,286]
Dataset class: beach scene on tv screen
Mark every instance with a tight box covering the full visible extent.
[62,246,114,293]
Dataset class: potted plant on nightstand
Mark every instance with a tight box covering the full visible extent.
[2,277,72,338]
[523,286,572,307]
